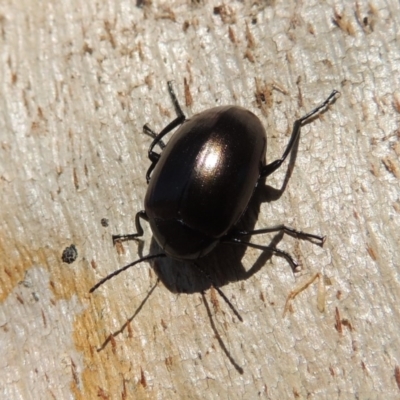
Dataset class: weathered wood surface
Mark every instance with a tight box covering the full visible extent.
[1,1,400,399]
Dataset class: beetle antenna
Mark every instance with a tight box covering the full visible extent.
[193,262,243,322]
[89,253,167,293]
[167,81,185,119]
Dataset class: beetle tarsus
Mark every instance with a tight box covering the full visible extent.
[112,234,140,244]
[232,225,325,246]
[262,89,340,177]
[299,90,340,124]
[112,210,148,244]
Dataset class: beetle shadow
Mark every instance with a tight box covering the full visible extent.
[95,279,159,352]
[201,292,244,375]
[149,132,302,295]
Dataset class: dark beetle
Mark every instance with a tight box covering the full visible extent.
[146,105,267,260]
[90,82,338,293]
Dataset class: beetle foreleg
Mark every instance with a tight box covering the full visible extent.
[112,210,149,244]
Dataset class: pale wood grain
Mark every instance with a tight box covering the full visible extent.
[1,1,400,399]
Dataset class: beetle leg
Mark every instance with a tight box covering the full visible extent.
[145,82,186,183]
[227,239,300,272]
[233,225,325,246]
[143,124,166,149]
[261,90,339,177]
[112,210,149,244]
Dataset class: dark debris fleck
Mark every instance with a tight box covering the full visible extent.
[101,218,109,227]
[62,244,78,264]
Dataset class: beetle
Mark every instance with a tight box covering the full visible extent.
[90,82,338,293]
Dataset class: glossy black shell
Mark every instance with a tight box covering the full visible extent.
[144,106,267,260]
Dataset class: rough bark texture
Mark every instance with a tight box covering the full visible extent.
[1,1,400,399]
